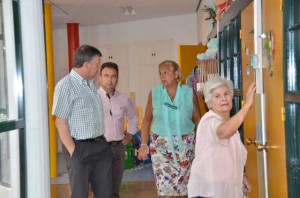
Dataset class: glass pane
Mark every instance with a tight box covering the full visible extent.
[0,1,8,122]
[233,20,238,53]
[233,18,241,55]
[231,95,242,116]
[233,56,241,90]
[295,30,300,91]
[297,0,300,24]
[285,102,300,198]
[220,61,225,77]
[0,129,19,197]
[226,58,231,80]
[221,31,227,60]
[0,132,10,187]
[226,26,231,58]
[286,30,300,92]
[220,32,225,59]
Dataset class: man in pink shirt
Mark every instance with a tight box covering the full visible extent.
[98,62,138,198]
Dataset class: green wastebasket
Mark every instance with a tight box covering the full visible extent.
[124,142,134,170]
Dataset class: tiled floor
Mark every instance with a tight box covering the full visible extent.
[51,181,157,198]
[51,154,157,198]
[119,181,157,198]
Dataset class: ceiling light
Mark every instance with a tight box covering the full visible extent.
[124,8,130,15]
[131,9,136,15]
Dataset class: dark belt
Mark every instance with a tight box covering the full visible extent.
[74,136,103,142]
[109,140,122,146]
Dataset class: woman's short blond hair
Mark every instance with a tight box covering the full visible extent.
[158,60,184,82]
[203,76,234,106]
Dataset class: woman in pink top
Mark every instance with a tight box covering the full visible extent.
[188,77,254,198]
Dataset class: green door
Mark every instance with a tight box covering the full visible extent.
[284,0,300,197]
[219,14,244,140]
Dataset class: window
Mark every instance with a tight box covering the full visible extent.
[0,0,11,188]
[284,0,300,197]
[0,1,25,196]
[218,14,243,139]
[0,5,8,122]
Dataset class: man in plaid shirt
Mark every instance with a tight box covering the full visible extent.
[52,45,112,198]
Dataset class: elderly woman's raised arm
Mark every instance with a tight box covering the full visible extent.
[217,82,256,139]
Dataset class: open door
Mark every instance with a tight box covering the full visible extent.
[242,0,288,197]
[241,3,259,197]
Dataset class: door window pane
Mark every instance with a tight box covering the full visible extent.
[0,2,8,122]
[0,132,10,187]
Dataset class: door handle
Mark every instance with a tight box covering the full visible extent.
[246,138,268,151]
[246,138,257,146]
[257,143,268,151]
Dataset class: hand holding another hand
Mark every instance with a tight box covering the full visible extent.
[137,144,149,161]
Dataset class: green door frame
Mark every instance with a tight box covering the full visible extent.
[283,0,300,197]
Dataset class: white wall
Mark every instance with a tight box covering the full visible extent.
[52,28,68,84]
[53,13,198,92]
[197,0,215,45]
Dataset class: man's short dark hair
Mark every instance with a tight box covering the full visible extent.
[100,62,119,77]
[74,45,102,68]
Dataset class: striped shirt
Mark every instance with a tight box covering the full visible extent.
[52,69,105,139]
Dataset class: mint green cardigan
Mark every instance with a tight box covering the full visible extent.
[151,83,195,165]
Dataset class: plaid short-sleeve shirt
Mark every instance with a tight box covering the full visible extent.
[52,70,105,139]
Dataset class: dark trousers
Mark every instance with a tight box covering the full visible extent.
[111,143,126,198]
[63,137,112,198]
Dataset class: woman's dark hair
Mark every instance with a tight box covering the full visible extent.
[74,45,102,68]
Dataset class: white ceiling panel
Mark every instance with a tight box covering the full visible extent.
[47,0,201,29]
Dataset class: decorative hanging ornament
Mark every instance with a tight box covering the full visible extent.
[263,31,275,76]
[215,0,233,20]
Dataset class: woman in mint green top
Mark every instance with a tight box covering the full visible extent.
[138,60,201,198]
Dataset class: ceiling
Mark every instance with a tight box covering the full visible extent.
[48,0,201,29]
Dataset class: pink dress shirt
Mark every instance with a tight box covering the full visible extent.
[188,110,247,198]
[98,87,138,142]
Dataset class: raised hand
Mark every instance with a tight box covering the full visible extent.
[244,82,256,109]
